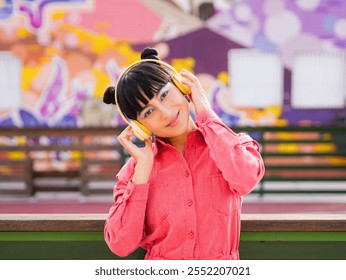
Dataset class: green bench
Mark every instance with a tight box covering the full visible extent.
[232,126,346,195]
[0,214,345,260]
[0,128,123,195]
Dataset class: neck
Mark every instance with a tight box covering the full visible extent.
[166,118,197,153]
[167,136,188,153]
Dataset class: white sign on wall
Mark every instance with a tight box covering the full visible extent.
[0,51,22,109]
[292,51,345,109]
[228,49,283,108]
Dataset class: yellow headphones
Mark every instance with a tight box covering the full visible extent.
[115,59,190,140]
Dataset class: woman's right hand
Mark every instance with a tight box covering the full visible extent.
[117,126,154,184]
[117,125,154,164]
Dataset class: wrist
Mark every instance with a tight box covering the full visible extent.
[195,104,212,116]
[194,98,211,115]
[132,161,153,184]
[196,107,220,122]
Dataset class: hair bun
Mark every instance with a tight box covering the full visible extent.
[141,47,160,60]
[103,86,116,105]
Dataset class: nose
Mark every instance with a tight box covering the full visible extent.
[157,103,173,120]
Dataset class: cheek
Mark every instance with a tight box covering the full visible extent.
[174,91,189,106]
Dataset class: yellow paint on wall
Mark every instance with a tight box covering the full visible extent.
[115,42,140,65]
[62,24,92,46]
[275,119,288,126]
[91,68,111,99]
[59,24,140,65]
[91,34,115,54]
[22,66,40,92]
[51,11,66,20]
[62,25,127,58]
[171,58,195,72]
[16,27,31,39]
[217,71,229,84]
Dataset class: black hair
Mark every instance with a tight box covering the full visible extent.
[103,48,172,120]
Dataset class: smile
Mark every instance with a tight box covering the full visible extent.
[167,111,180,127]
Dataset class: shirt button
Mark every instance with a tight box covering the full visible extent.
[189,144,194,148]
[188,231,195,239]
[187,199,193,206]
[185,170,190,177]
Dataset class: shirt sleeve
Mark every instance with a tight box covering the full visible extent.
[104,157,150,257]
[196,109,265,195]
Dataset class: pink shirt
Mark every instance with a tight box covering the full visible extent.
[104,109,265,260]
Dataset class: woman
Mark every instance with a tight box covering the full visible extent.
[103,48,265,260]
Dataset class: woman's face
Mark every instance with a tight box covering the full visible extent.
[136,82,194,139]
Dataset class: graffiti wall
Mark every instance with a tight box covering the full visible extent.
[0,0,345,128]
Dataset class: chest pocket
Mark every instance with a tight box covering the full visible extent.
[209,174,234,215]
[146,183,169,225]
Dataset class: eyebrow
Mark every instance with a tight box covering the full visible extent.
[136,93,157,117]
[138,104,149,116]
[137,85,169,117]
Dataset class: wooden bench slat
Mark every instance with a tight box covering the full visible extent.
[0,175,29,180]
[0,145,119,152]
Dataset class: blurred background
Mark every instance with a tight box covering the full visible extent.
[0,0,345,214]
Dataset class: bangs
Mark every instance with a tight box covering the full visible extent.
[116,62,172,120]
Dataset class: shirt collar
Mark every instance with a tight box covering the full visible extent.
[153,128,204,155]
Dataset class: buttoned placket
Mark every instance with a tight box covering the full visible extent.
[181,133,198,259]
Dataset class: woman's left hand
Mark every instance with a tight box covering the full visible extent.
[180,69,211,115]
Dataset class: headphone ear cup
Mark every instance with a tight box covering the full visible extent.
[130,120,152,141]
[172,74,190,95]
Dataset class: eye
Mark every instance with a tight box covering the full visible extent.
[143,108,154,118]
[160,90,168,101]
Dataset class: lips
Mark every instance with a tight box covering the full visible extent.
[167,111,180,127]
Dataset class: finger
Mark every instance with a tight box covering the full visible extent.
[118,136,141,157]
[180,69,198,81]
[180,72,202,91]
[118,126,134,140]
[144,137,153,149]
[118,126,136,148]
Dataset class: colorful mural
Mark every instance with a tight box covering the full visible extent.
[0,0,345,128]
[207,0,346,125]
